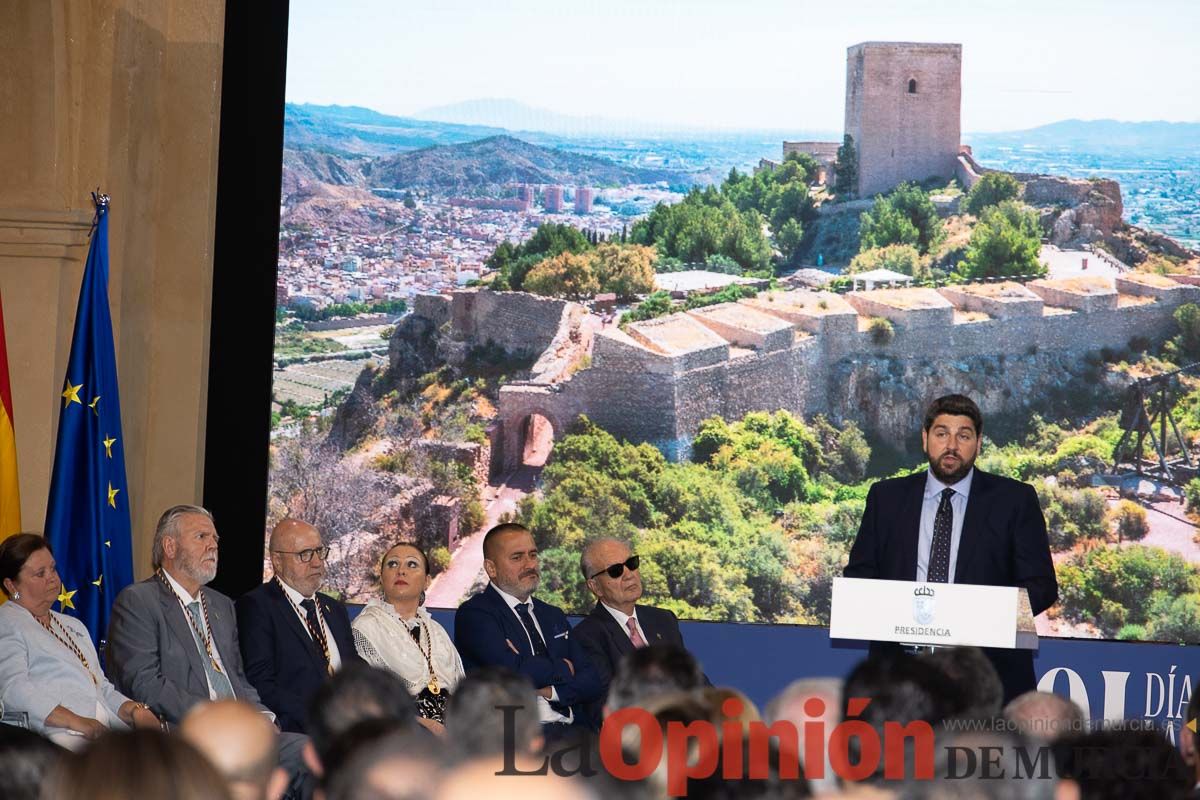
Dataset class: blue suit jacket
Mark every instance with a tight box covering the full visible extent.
[235,580,361,733]
[454,584,602,725]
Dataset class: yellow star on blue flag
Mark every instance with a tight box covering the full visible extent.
[57,588,77,611]
[103,435,116,457]
[92,575,103,588]
[107,482,119,508]
[62,381,83,408]
[89,396,101,415]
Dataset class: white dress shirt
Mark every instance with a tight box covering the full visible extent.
[490,583,571,724]
[601,602,648,646]
[161,568,232,701]
[276,578,343,670]
[916,468,974,583]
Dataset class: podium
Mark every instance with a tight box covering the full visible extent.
[829,577,1038,650]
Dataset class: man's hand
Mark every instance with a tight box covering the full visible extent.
[536,686,554,699]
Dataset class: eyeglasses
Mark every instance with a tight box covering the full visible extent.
[273,546,330,563]
[589,555,640,580]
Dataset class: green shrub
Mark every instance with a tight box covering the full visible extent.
[868,317,894,346]
[965,172,1021,215]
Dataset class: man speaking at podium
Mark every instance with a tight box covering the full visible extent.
[844,394,1057,702]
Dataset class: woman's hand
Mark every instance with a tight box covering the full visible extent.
[46,705,107,739]
[74,716,107,739]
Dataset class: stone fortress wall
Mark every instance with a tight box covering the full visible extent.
[418,274,1199,469]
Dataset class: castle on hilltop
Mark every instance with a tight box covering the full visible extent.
[784,41,963,197]
[404,274,1200,471]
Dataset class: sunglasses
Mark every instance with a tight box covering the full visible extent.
[589,555,640,580]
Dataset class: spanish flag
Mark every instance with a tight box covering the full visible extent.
[0,291,20,541]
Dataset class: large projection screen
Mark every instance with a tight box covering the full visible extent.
[266,0,1200,644]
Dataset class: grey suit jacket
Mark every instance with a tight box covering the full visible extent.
[0,602,131,734]
[105,575,268,724]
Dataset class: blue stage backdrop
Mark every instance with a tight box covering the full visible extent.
[428,610,1199,739]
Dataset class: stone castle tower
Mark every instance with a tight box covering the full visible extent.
[844,42,962,197]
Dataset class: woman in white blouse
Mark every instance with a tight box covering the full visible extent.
[352,542,464,727]
[0,533,161,749]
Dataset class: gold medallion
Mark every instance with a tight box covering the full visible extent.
[428,679,441,695]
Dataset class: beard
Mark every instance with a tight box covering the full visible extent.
[928,451,974,485]
[178,549,218,586]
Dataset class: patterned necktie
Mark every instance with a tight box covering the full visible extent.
[186,601,236,699]
[408,623,421,645]
[300,598,332,672]
[626,616,647,649]
[927,488,955,583]
[514,602,548,656]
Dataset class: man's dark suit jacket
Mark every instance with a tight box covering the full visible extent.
[235,580,360,733]
[844,468,1058,703]
[454,584,603,728]
[571,602,689,719]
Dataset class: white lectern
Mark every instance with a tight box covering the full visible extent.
[829,577,1038,650]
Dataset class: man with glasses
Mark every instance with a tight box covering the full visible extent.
[571,538,697,718]
[236,518,360,733]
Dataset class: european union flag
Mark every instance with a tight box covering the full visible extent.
[45,194,133,645]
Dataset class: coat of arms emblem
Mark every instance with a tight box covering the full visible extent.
[913,585,936,625]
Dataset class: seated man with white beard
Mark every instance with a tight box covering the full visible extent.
[106,505,312,796]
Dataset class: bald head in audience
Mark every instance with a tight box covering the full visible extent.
[181,700,288,800]
[1003,691,1087,743]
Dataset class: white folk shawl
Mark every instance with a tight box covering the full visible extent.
[351,599,464,696]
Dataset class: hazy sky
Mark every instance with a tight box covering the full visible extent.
[285,0,1200,133]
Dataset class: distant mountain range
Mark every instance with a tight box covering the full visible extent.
[281,103,1199,200]
[362,135,680,193]
[412,98,692,137]
[965,119,1200,152]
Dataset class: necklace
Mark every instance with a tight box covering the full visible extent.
[37,614,98,687]
[278,578,333,675]
[411,615,440,695]
[156,570,225,675]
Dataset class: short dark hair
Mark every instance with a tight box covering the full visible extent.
[1054,725,1192,800]
[306,664,417,771]
[923,394,983,437]
[445,666,541,760]
[325,728,443,800]
[843,651,965,785]
[482,522,530,561]
[607,644,706,712]
[0,724,63,800]
[916,647,1003,720]
[0,533,51,597]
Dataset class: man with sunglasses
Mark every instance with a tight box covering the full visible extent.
[571,538,696,718]
[235,518,361,733]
